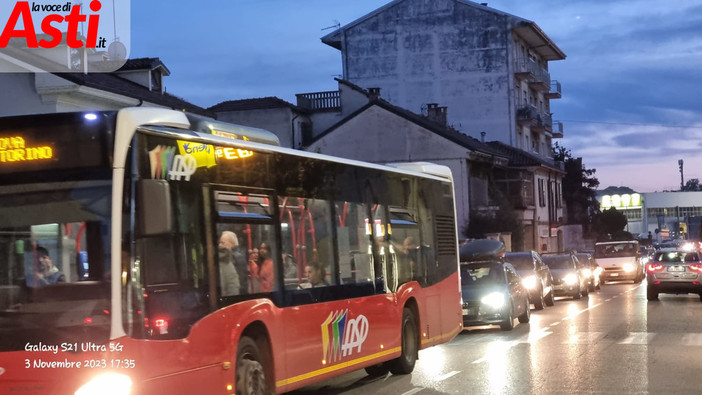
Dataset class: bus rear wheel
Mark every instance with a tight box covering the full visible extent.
[236,336,270,395]
[388,308,418,375]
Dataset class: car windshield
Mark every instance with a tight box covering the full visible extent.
[460,263,505,286]
[595,243,638,258]
[505,254,534,271]
[655,251,701,263]
[542,256,573,270]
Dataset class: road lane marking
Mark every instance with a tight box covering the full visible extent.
[618,332,656,344]
[471,341,518,364]
[402,388,423,395]
[550,322,560,327]
[563,332,606,344]
[435,370,460,381]
[605,298,612,301]
[681,334,702,346]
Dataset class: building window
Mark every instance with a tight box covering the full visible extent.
[538,179,546,207]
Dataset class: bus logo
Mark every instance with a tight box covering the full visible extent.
[149,145,198,181]
[321,310,369,363]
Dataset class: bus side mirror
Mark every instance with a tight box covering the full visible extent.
[137,179,172,236]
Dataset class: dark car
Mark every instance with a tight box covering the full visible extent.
[459,239,531,331]
[646,248,702,301]
[575,252,602,291]
[542,253,588,300]
[504,251,554,310]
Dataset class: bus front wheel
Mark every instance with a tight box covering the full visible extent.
[388,308,418,375]
[236,336,270,395]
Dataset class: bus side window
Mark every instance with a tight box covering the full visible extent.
[336,201,374,286]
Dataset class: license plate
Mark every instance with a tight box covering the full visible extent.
[610,273,619,277]
[463,308,475,316]
[668,266,685,272]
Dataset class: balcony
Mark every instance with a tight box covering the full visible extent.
[517,106,552,132]
[494,170,535,209]
[296,90,340,111]
[552,120,564,138]
[514,59,550,91]
[544,80,562,99]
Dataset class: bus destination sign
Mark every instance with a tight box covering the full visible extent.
[0,135,53,163]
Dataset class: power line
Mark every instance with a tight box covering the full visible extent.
[559,119,702,129]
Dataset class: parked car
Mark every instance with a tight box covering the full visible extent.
[542,253,588,299]
[459,239,531,331]
[575,252,602,291]
[646,248,702,301]
[594,241,645,283]
[504,251,554,310]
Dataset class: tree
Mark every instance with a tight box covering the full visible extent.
[593,207,632,241]
[463,190,524,249]
[682,178,702,191]
[553,143,600,232]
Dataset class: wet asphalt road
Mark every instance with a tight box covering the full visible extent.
[292,282,702,394]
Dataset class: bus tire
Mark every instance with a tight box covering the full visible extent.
[388,308,419,375]
[236,336,271,395]
[364,363,390,377]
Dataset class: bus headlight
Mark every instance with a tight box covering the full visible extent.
[481,292,505,309]
[622,263,635,273]
[521,275,538,290]
[563,274,578,285]
[75,373,132,395]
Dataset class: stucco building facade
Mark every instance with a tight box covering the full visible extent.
[321,0,565,159]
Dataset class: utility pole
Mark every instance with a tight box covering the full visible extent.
[679,159,684,190]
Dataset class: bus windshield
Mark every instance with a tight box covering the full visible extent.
[0,180,111,352]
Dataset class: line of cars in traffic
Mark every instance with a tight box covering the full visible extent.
[460,238,702,331]
[459,239,605,331]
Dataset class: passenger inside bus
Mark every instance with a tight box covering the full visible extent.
[298,262,328,289]
[34,246,65,286]
[254,242,274,292]
[218,231,248,295]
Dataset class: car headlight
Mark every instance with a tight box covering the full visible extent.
[522,275,538,289]
[594,266,603,276]
[582,268,592,278]
[622,263,635,272]
[563,273,578,285]
[481,292,505,309]
[75,373,132,395]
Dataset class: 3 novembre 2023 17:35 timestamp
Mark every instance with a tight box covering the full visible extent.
[25,358,136,369]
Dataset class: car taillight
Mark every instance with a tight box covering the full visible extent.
[689,264,702,272]
[647,263,664,273]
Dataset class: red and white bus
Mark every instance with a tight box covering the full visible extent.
[0,107,462,394]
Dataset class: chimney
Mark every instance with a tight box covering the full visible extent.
[368,87,381,100]
[426,103,448,126]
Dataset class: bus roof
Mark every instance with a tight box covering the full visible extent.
[185,114,280,146]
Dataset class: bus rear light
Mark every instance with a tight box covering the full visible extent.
[647,264,664,273]
[84,317,93,324]
[154,318,169,334]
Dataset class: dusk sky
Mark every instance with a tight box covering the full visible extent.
[129,0,702,193]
